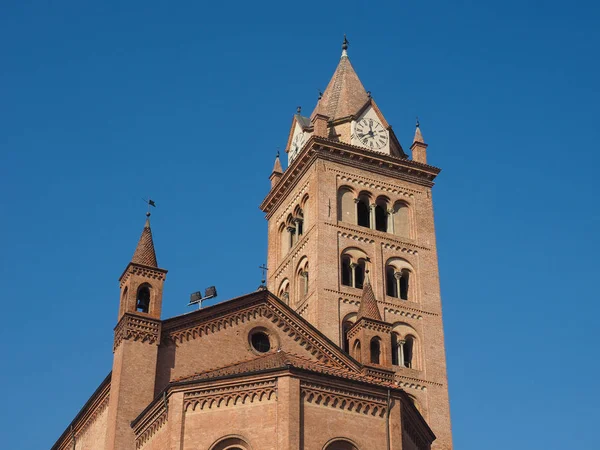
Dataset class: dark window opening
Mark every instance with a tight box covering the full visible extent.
[357,199,370,228]
[400,271,409,300]
[391,333,399,366]
[342,321,353,353]
[297,219,303,236]
[370,338,381,364]
[251,332,271,353]
[355,259,365,289]
[136,286,150,313]
[403,337,414,368]
[386,266,396,297]
[375,204,387,232]
[341,256,352,286]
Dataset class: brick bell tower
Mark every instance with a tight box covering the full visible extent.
[105,212,167,450]
[260,37,453,449]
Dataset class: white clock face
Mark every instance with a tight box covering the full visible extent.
[290,132,306,159]
[355,118,388,149]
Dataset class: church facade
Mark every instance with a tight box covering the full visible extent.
[52,39,452,450]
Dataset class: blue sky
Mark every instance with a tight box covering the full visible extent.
[1,1,599,449]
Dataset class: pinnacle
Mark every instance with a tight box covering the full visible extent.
[311,47,369,121]
[272,153,283,175]
[131,215,158,268]
[356,273,382,322]
[413,125,426,145]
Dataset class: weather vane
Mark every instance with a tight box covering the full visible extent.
[142,197,156,216]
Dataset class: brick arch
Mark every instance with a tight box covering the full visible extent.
[209,435,253,450]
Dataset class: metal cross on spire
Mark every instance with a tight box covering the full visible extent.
[258,264,269,290]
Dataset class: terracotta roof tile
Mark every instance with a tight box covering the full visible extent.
[356,275,382,321]
[311,54,369,121]
[131,217,158,267]
[413,126,425,145]
[272,154,283,175]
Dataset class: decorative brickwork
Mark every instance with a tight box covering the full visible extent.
[184,380,277,411]
[134,402,167,449]
[301,381,387,417]
[113,313,161,351]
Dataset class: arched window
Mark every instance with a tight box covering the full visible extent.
[337,187,356,223]
[393,201,410,238]
[403,335,415,368]
[341,313,357,353]
[294,207,304,238]
[340,248,369,289]
[278,279,290,305]
[356,194,371,228]
[385,258,415,301]
[391,332,400,366]
[391,323,420,370]
[370,337,381,364]
[136,285,150,313]
[280,224,289,259]
[375,197,389,232]
[353,340,362,363]
[355,259,366,289]
[386,265,397,297]
[324,440,359,450]
[399,270,409,300]
[209,436,252,450]
[341,255,352,287]
[297,258,309,302]
[301,194,309,230]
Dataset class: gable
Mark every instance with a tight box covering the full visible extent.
[155,290,361,391]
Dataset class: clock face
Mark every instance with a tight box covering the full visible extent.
[290,132,306,159]
[355,118,388,149]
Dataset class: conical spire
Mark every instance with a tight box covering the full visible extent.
[411,119,429,164]
[356,273,382,321]
[272,152,283,175]
[311,36,369,121]
[413,120,426,145]
[131,213,158,267]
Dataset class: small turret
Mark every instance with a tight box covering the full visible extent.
[270,152,283,188]
[410,119,429,164]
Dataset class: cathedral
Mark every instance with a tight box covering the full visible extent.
[52,38,452,450]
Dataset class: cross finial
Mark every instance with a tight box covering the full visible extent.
[297,106,302,114]
[258,264,269,290]
[416,116,420,128]
[341,34,349,57]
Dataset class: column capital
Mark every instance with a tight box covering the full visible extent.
[287,226,296,234]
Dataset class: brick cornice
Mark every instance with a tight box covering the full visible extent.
[113,313,161,351]
[184,379,277,411]
[261,137,440,217]
[301,380,387,417]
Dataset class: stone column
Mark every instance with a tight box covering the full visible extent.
[370,204,376,230]
[398,339,406,367]
[349,262,357,288]
[387,208,395,234]
[394,271,403,299]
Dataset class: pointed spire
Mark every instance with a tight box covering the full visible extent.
[413,118,425,144]
[272,151,283,175]
[356,272,382,322]
[311,36,369,121]
[131,212,158,267]
[270,151,284,188]
[411,118,429,164]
